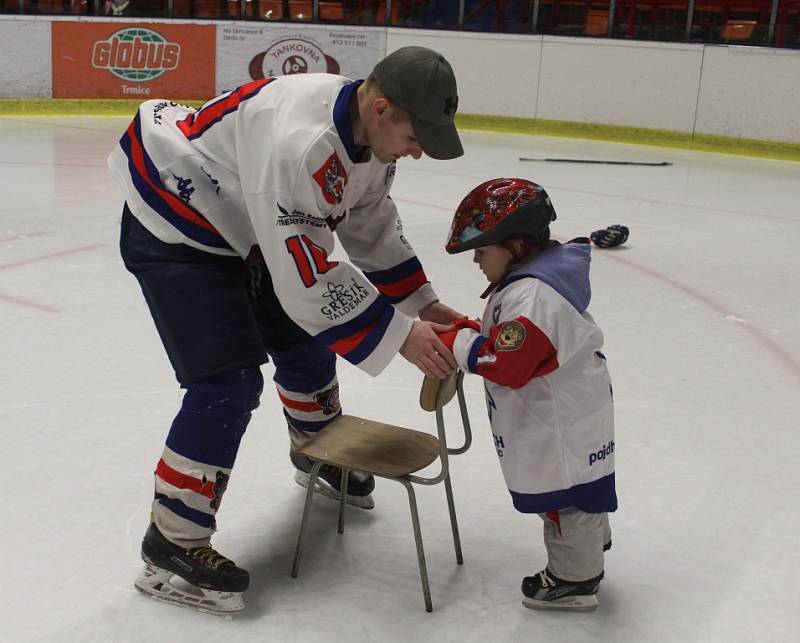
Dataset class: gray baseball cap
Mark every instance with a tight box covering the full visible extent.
[372,46,463,160]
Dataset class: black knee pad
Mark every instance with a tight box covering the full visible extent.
[188,367,265,414]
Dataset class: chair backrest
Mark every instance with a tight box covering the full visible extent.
[722,19,757,42]
[193,0,223,17]
[584,9,609,36]
[419,370,460,413]
[258,0,283,19]
[172,0,192,16]
[375,0,400,24]
[226,0,241,17]
[319,1,343,20]
[288,0,312,20]
[35,0,67,13]
[417,369,472,469]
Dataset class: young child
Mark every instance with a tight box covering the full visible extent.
[438,178,618,611]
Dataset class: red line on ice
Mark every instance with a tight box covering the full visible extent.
[0,292,60,313]
[0,244,106,271]
[603,253,800,382]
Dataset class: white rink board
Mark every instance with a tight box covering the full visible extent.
[695,45,800,143]
[216,22,385,93]
[385,29,542,119]
[536,37,704,133]
[0,19,52,98]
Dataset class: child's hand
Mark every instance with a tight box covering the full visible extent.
[453,317,481,332]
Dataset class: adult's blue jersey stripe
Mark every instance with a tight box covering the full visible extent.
[363,257,428,304]
[341,304,395,365]
[121,115,232,250]
[314,296,391,346]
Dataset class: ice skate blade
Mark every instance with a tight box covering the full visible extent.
[294,469,375,510]
[135,564,244,618]
[522,593,599,612]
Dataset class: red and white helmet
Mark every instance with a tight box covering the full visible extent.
[445,178,557,254]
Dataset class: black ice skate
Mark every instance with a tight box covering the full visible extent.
[521,568,604,612]
[290,449,376,510]
[134,523,249,616]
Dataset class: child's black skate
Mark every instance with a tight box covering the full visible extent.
[134,523,249,616]
[521,568,603,611]
[291,450,376,510]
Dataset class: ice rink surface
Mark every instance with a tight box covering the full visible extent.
[2,116,799,643]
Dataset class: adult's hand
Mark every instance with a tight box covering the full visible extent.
[418,301,464,325]
[400,320,458,379]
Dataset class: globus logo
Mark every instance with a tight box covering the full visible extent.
[92,28,180,82]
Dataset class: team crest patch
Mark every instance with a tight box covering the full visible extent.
[314,383,341,415]
[209,471,230,510]
[313,151,348,205]
[495,320,525,351]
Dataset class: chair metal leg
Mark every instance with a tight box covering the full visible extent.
[291,460,322,578]
[399,479,433,612]
[338,467,349,534]
[444,473,463,565]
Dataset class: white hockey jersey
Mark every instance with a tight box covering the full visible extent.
[450,240,617,513]
[108,74,438,376]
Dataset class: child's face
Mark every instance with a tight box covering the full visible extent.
[473,244,513,283]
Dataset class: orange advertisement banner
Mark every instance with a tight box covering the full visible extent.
[52,22,215,100]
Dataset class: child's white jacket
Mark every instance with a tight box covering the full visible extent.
[451,241,617,513]
[107,74,438,377]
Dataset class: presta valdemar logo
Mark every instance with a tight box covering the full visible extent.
[92,28,180,82]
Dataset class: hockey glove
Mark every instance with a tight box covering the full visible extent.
[436,317,482,351]
[590,224,629,248]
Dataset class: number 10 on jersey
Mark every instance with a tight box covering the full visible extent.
[285,234,339,287]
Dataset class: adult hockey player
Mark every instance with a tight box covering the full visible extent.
[437,178,618,611]
[109,46,463,614]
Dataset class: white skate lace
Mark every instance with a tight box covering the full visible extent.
[539,569,557,588]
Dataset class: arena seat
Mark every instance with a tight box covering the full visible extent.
[288,0,312,20]
[319,1,344,20]
[192,0,224,17]
[722,19,757,42]
[376,0,400,24]
[584,9,609,35]
[257,0,284,19]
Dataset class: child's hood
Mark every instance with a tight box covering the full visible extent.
[499,239,592,313]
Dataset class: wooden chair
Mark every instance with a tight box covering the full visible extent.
[722,19,757,42]
[291,370,473,612]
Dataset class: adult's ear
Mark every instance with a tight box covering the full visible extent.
[372,96,390,117]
